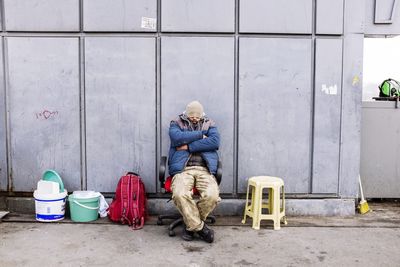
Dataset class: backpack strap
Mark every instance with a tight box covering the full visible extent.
[120,176,131,225]
[131,176,144,230]
[132,217,145,230]
[128,175,145,230]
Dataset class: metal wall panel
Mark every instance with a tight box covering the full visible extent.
[338,0,364,198]
[240,0,312,34]
[7,37,80,192]
[339,34,363,198]
[4,0,80,32]
[312,38,343,193]
[345,0,365,33]
[316,0,344,34]
[161,37,234,193]
[238,37,312,193]
[83,0,157,32]
[85,37,156,193]
[161,0,235,32]
[361,102,400,198]
[0,4,3,31]
[365,0,400,35]
[0,39,6,191]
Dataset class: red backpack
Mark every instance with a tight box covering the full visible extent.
[108,172,147,230]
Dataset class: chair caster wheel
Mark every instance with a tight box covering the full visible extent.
[168,230,176,237]
[209,217,216,224]
[282,216,288,225]
[157,219,163,225]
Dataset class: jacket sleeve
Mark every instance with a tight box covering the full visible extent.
[188,126,220,153]
[169,121,203,147]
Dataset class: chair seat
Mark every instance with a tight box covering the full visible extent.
[164,176,199,195]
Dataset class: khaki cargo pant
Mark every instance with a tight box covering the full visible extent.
[171,166,220,231]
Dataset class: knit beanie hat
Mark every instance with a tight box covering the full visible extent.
[185,101,204,118]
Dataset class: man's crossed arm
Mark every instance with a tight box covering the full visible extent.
[169,122,220,152]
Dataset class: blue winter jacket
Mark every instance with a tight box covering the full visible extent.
[168,115,220,176]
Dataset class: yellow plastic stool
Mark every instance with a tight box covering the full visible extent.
[242,176,287,230]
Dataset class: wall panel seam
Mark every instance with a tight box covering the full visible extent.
[310,0,317,194]
[2,37,11,191]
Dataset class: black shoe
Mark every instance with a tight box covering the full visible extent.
[197,223,214,243]
[182,228,195,241]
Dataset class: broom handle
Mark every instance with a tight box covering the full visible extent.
[359,175,365,201]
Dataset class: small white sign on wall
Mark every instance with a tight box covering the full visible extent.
[321,84,338,95]
[141,17,157,30]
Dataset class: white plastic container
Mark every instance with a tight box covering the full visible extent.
[37,180,59,194]
[33,189,68,222]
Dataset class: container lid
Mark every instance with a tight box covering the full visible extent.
[37,180,60,194]
[42,170,64,193]
[72,191,100,199]
[33,189,68,200]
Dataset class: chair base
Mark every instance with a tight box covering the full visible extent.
[157,214,216,237]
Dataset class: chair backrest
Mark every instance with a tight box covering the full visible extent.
[158,156,167,188]
[159,156,222,190]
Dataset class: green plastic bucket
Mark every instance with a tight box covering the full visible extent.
[68,193,99,222]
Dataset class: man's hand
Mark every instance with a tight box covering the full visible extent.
[176,144,188,151]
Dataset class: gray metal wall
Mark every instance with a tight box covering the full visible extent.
[0,0,369,198]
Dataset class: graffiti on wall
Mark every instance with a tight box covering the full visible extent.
[35,110,59,120]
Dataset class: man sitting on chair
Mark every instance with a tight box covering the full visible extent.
[168,100,221,243]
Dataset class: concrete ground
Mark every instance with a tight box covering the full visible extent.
[1,202,400,267]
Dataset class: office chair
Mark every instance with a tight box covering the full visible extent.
[157,156,222,237]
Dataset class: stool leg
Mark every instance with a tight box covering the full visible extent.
[242,183,251,224]
[252,185,261,230]
[273,187,281,230]
[268,188,272,214]
[281,185,284,212]
[281,185,287,225]
[250,185,256,213]
[269,187,274,215]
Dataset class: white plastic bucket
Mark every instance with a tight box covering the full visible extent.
[33,189,68,222]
